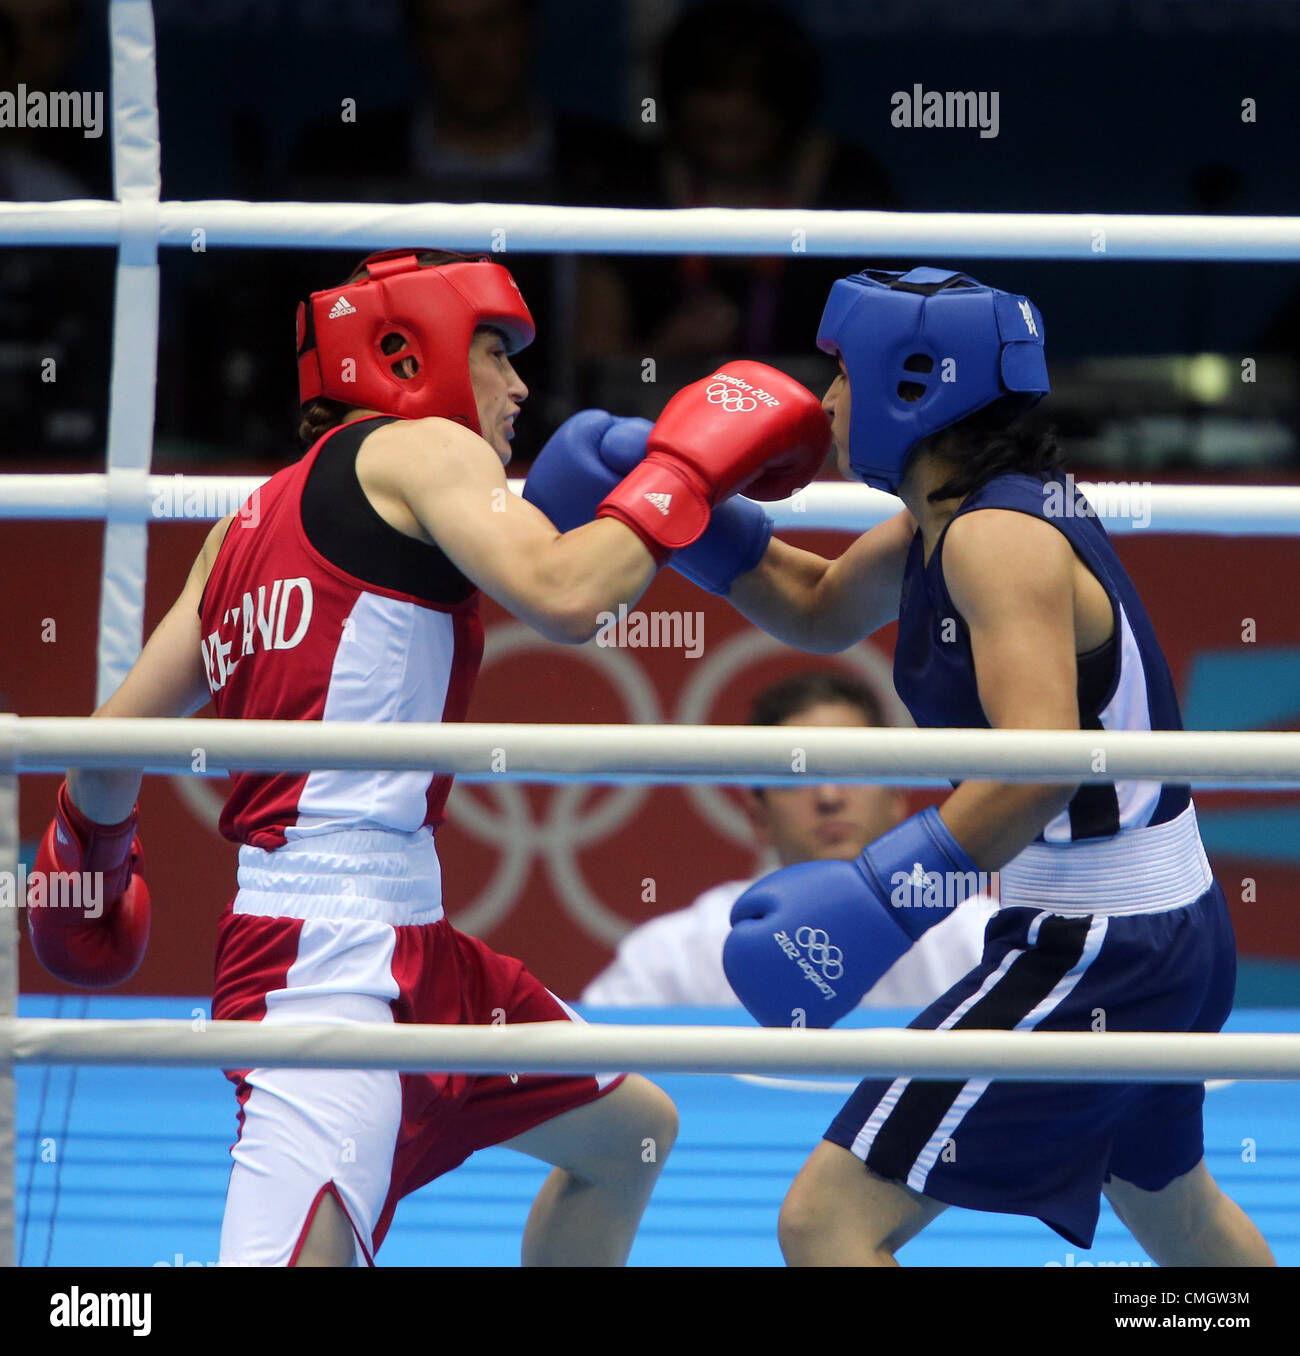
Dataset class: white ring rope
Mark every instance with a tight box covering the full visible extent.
[4,718,1300,786]
[3,476,1300,537]
[6,200,1300,260]
[4,1019,1299,1083]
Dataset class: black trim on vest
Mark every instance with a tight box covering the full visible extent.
[1066,630,1122,839]
[1076,630,1117,721]
[1068,713,1123,840]
[300,419,475,606]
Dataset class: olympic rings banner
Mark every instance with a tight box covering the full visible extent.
[9,517,1300,998]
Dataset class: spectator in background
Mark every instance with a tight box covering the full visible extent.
[181,0,651,463]
[578,0,897,366]
[0,0,112,462]
[581,671,994,1009]
[290,0,647,209]
[0,0,97,199]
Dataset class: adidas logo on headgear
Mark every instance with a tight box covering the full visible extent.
[328,296,357,319]
[644,492,672,516]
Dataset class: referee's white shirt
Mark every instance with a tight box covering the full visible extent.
[580,879,998,1009]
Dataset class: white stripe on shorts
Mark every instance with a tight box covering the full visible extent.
[850,943,1025,1163]
[220,917,403,1267]
[905,915,1109,1193]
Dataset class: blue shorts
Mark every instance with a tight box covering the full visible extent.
[824,881,1237,1248]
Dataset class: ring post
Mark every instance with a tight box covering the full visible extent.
[0,714,20,1267]
[98,0,163,706]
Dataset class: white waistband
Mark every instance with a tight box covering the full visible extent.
[998,803,1212,916]
[234,827,444,924]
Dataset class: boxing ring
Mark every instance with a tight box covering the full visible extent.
[5,0,1300,1266]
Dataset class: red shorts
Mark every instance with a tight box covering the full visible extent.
[213,907,622,1265]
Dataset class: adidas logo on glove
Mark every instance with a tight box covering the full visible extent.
[643,492,672,516]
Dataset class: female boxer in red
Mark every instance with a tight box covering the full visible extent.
[28,249,829,1266]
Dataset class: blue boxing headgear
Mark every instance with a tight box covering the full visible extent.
[816,266,1050,493]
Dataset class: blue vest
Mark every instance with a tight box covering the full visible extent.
[894,472,1190,841]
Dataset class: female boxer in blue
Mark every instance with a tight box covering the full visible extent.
[525,266,1276,1268]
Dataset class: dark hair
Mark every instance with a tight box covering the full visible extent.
[296,247,474,448]
[659,0,822,137]
[749,670,888,730]
[919,403,1065,504]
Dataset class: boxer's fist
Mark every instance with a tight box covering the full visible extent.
[724,808,984,1028]
[596,362,829,560]
[648,362,831,504]
[523,409,648,533]
[724,861,910,1028]
[524,410,774,595]
[27,782,151,988]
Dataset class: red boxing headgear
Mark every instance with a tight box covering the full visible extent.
[296,249,535,434]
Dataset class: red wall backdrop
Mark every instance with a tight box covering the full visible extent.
[8,518,1299,1000]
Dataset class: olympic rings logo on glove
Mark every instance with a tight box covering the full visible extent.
[795,926,844,980]
[705,382,759,414]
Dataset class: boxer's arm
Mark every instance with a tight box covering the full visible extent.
[725,507,916,652]
[368,417,656,643]
[934,509,1081,868]
[68,516,228,823]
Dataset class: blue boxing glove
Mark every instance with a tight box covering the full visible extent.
[523,410,773,595]
[724,861,912,1028]
[522,410,643,534]
[723,807,982,1028]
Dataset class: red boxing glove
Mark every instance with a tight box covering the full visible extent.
[27,782,151,988]
[596,361,830,561]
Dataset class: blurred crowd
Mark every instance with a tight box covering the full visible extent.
[4,0,1300,469]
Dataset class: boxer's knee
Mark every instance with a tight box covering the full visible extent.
[779,1142,939,1264]
[504,1074,678,1188]
[571,1076,678,1187]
